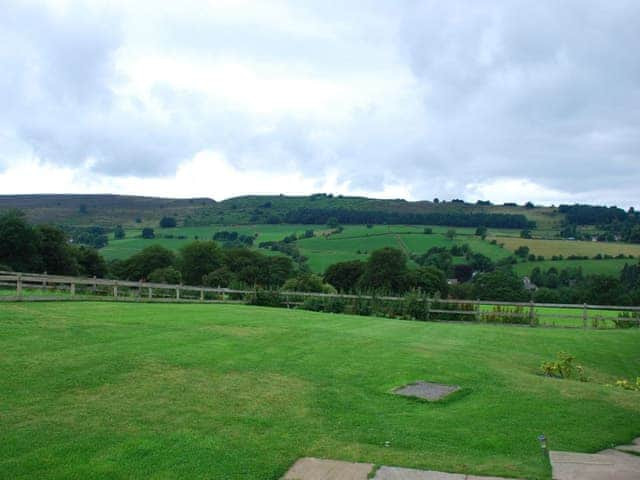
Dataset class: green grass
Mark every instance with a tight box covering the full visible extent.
[101,224,325,261]
[514,259,636,277]
[1,302,640,479]
[493,236,640,258]
[101,224,516,273]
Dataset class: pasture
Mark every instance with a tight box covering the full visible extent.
[493,236,640,258]
[1,302,639,479]
[514,258,635,277]
[100,224,515,273]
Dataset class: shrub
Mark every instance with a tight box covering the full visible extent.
[148,266,182,284]
[481,305,537,325]
[613,311,640,328]
[614,378,640,391]
[249,289,283,308]
[541,352,587,381]
[142,228,155,239]
[160,216,177,228]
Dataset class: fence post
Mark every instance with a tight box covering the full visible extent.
[176,286,180,300]
[475,298,481,322]
[148,287,153,300]
[583,303,588,329]
[113,281,118,298]
[200,288,204,302]
[426,297,431,321]
[17,273,22,296]
[43,271,47,289]
[70,283,76,297]
[529,300,536,326]
[92,275,97,293]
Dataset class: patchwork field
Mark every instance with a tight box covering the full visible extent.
[1,302,639,479]
[100,224,326,261]
[100,224,515,273]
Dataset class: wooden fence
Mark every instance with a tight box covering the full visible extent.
[1,271,639,328]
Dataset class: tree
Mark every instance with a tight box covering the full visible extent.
[515,245,530,258]
[359,247,409,293]
[283,273,335,293]
[114,225,125,240]
[160,216,177,228]
[472,270,529,301]
[119,245,176,280]
[468,253,494,273]
[453,264,474,283]
[414,247,452,273]
[520,229,533,239]
[475,226,487,238]
[73,246,107,277]
[148,266,182,284]
[179,241,223,285]
[0,211,41,272]
[326,217,339,229]
[408,266,448,296]
[323,260,365,292]
[445,228,456,240]
[36,225,78,275]
[142,227,155,239]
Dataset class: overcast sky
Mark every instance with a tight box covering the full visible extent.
[1,1,639,207]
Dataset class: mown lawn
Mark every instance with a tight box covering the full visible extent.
[1,302,639,479]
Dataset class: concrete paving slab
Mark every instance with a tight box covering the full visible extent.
[373,466,465,479]
[615,444,640,454]
[467,477,525,480]
[282,457,373,480]
[550,450,640,480]
[393,381,460,401]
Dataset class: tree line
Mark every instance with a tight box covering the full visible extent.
[281,208,535,229]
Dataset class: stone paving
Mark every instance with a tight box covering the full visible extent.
[281,458,523,480]
[282,437,640,480]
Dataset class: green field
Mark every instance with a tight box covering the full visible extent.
[1,302,639,479]
[514,259,636,277]
[101,224,514,273]
[493,236,640,258]
[101,224,326,261]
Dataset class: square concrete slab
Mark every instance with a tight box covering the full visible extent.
[282,457,373,480]
[393,381,460,401]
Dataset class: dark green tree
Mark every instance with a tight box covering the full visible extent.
[359,247,409,293]
[0,211,41,272]
[323,260,365,292]
[179,241,223,285]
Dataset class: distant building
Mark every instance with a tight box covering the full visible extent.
[523,276,537,291]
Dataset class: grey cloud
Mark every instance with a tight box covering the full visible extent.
[0,1,639,205]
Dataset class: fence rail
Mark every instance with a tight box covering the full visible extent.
[1,271,639,329]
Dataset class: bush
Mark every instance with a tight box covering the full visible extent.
[249,289,283,308]
[160,216,177,228]
[148,266,182,284]
[480,305,537,325]
[142,228,155,239]
[541,352,587,381]
[614,378,640,391]
[613,311,640,328]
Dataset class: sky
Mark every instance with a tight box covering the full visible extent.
[1,0,639,207]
